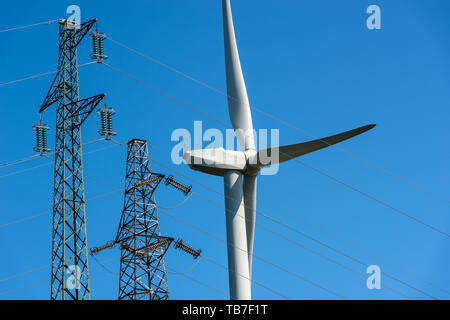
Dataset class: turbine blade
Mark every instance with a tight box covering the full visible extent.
[223,0,255,151]
[257,124,376,165]
[243,174,257,280]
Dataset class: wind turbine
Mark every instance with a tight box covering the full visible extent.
[183,0,375,300]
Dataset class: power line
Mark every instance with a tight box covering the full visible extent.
[166,257,203,275]
[0,256,121,298]
[100,63,449,238]
[91,255,118,276]
[104,35,450,205]
[199,251,293,299]
[165,265,228,298]
[197,255,293,300]
[0,138,115,180]
[0,19,59,34]
[0,211,49,230]
[0,278,50,298]
[100,62,230,128]
[0,264,49,284]
[0,154,41,169]
[0,161,52,179]
[0,189,122,231]
[0,61,96,87]
[295,159,449,237]
[159,192,193,210]
[0,258,118,297]
[0,140,122,230]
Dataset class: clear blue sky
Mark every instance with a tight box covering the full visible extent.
[0,0,449,300]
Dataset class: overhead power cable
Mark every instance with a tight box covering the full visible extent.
[0,154,41,169]
[196,254,293,300]
[0,19,59,34]
[100,63,449,238]
[104,35,450,205]
[166,256,203,275]
[158,193,193,210]
[0,188,122,231]
[0,161,52,180]
[0,137,103,171]
[0,61,96,87]
[165,265,228,298]
[0,138,118,180]
[0,256,120,298]
[0,264,49,284]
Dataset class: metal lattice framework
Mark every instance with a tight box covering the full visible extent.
[40,18,105,300]
[116,139,172,300]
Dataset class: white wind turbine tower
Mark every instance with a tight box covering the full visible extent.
[183,0,375,300]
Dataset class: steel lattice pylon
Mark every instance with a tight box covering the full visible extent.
[39,18,105,300]
[116,139,172,300]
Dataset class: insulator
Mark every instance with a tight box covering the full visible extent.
[106,112,112,132]
[165,176,192,196]
[100,111,106,131]
[97,107,116,139]
[35,127,42,149]
[97,34,108,60]
[174,239,201,259]
[91,34,98,59]
[98,35,104,57]
[91,33,108,61]
[143,237,173,252]
[33,123,50,154]
[89,240,115,256]
[42,130,47,150]
[134,175,161,189]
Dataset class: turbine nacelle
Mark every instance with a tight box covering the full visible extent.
[183,148,259,177]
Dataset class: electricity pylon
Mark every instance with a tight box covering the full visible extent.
[116,139,172,300]
[38,18,105,300]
